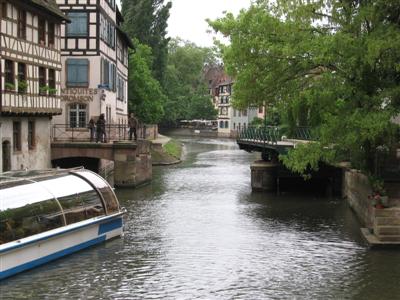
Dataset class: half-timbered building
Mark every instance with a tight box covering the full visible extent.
[52,0,132,132]
[217,79,258,138]
[0,0,68,172]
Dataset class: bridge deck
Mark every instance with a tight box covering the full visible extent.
[237,138,312,155]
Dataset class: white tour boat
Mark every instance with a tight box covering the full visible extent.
[0,168,125,280]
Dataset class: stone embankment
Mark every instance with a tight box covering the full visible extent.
[160,128,219,138]
[343,168,400,247]
[151,135,183,165]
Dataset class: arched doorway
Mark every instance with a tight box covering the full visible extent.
[2,140,11,172]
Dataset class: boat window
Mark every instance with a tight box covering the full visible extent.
[36,173,106,221]
[0,179,56,211]
[0,199,64,245]
[73,170,120,214]
[58,190,105,225]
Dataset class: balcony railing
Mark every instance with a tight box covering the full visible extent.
[1,93,61,115]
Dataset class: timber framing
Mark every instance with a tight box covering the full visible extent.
[57,0,97,56]
[0,0,66,116]
[53,0,131,128]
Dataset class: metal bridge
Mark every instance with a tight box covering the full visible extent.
[237,126,314,160]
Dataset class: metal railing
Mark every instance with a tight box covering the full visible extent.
[51,124,147,142]
[238,126,281,145]
[237,126,315,144]
[293,126,313,140]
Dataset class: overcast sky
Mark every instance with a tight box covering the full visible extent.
[117,0,252,47]
[168,0,251,47]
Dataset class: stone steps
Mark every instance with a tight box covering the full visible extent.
[373,208,400,242]
[375,235,400,242]
[374,225,400,236]
[375,217,400,226]
[374,208,400,218]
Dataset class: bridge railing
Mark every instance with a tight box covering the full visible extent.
[52,124,129,142]
[238,126,315,144]
[293,126,314,140]
[51,124,149,142]
[238,126,281,145]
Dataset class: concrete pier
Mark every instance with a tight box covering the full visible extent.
[250,160,278,192]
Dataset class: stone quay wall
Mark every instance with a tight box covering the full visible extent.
[342,169,374,228]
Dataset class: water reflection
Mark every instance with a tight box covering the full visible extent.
[2,137,400,299]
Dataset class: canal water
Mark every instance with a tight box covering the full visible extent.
[2,137,400,299]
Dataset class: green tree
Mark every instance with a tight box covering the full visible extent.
[209,0,400,176]
[162,38,218,125]
[128,41,166,124]
[121,0,172,84]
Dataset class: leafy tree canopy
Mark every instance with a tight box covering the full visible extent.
[162,38,218,125]
[128,40,166,124]
[209,0,400,175]
[122,0,172,84]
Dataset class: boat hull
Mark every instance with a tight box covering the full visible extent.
[0,214,123,280]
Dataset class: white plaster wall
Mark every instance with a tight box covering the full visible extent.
[0,122,2,172]
[99,0,116,23]
[1,117,52,171]
[54,55,128,126]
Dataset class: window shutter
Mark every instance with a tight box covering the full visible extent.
[105,60,109,87]
[76,62,88,85]
[67,12,87,36]
[67,59,88,87]
[108,63,113,90]
[101,57,104,85]
[113,64,117,92]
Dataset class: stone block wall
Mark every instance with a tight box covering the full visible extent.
[343,169,374,228]
[113,140,152,188]
[139,124,158,140]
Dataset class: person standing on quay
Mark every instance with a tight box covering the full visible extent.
[128,113,138,141]
[88,118,96,142]
[96,114,106,143]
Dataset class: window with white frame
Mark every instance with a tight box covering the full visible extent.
[69,103,87,128]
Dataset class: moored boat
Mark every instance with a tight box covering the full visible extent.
[0,168,126,280]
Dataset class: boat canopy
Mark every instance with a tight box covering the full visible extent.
[0,169,120,245]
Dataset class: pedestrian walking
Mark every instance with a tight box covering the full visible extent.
[128,113,138,141]
[88,118,96,142]
[96,113,107,143]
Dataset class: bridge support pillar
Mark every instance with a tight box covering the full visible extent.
[251,160,278,192]
[113,140,152,188]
